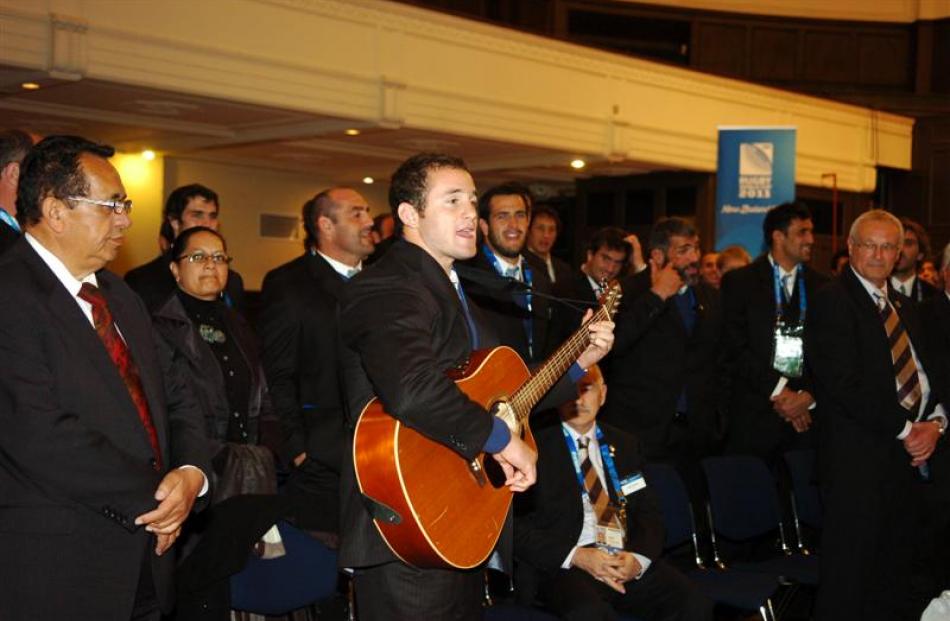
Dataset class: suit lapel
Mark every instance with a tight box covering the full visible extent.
[307,252,345,300]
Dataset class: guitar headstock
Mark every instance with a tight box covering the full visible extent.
[597,280,622,318]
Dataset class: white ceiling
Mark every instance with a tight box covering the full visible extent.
[0,64,659,190]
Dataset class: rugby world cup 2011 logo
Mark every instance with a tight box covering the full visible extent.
[738,142,773,199]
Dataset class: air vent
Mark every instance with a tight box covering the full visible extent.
[259,213,302,240]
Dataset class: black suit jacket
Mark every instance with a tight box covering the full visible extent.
[0,238,210,620]
[259,252,347,474]
[524,249,574,298]
[892,275,939,304]
[337,240,501,569]
[719,255,827,459]
[514,421,663,592]
[337,240,580,571]
[457,249,557,364]
[0,218,19,255]
[601,270,723,459]
[805,267,944,617]
[125,253,246,315]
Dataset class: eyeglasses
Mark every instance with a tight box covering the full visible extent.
[66,196,133,216]
[177,251,232,265]
[852,241,900,255]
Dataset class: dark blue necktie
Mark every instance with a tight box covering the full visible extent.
[453,277,479,349]
[673,288,696,414]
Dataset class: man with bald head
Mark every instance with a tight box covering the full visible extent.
[0,135,209,620]
[806,209,947,621]
[259,186,375,531]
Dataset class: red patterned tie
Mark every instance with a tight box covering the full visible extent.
[78,283,162,470]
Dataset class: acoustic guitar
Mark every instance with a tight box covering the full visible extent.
[352,282,622,569]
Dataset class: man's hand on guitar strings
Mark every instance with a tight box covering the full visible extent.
[576,309,616,371]
[492,433,537,492]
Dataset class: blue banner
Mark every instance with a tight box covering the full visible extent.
[715,127,796,256]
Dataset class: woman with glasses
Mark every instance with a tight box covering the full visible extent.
[152,226,276,502]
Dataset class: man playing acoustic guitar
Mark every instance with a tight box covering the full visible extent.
[337,153,616,620]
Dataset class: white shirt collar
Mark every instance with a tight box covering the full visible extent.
[889,273,916,295]
[561,421,597,445]
[851,265,888,303]
[316,250,361,279]
[767,253,798,279]
[25,232,98,296]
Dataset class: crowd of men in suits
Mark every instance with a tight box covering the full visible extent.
[0,127,949,621]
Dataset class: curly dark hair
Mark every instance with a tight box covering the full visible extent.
[16,135,114,228]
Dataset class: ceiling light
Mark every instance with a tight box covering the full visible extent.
[345,128,361,136]
[570,159,586,169]
[20,82,40,90]
[362,176,374,185]
[141,149,156,161]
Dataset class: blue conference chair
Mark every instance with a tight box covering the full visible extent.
[701,456,819,587]
[644,463,780,620]
[783,449,823,554]
[229,520,339,615]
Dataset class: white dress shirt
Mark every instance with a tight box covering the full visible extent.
[560,423,651,578]
[317,250,361,279]
[850,267,947,438]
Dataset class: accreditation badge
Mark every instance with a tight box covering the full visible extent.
[771,320,804,378]
[595,507,626,553]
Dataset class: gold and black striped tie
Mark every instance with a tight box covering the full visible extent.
[876,293,922,415]
[577,437,610,522]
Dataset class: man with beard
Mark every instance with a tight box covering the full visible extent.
[457,182,557,364]
[601,218,723,480]
[720,201,827,462]
[890,218,938,303]
[258,187,374,532]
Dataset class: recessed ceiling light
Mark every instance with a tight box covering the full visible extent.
[345,129,361,136]
[21,82,40,91]
[141,149,156,161]
[362,176,374,184]
[570,159,586,169]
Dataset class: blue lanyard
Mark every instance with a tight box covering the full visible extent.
[772,263,806,323]
[482,244,534,358]
[0,207,20,233]
[561,424,627,509]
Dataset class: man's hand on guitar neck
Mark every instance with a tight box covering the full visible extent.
[576,309,616,371]
[493,434,537,492]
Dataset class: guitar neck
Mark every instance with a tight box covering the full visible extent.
[509,305,610,421]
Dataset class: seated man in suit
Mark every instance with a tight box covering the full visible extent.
[514,364,712,621]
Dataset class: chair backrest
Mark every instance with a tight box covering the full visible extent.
[783,449,823,529]
[702,456,782,541]
[230,520,339,615]
[642,463,694,549]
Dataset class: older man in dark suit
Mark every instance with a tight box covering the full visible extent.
[0,135,210,620]
[515,364,712,621]
[806,210,947,621]
[258,186,375,532]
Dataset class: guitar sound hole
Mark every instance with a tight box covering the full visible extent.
[482,456,508,488]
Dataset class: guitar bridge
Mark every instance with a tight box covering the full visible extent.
[468,458,487,487]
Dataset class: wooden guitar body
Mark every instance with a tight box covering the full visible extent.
[353,346,533,569]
